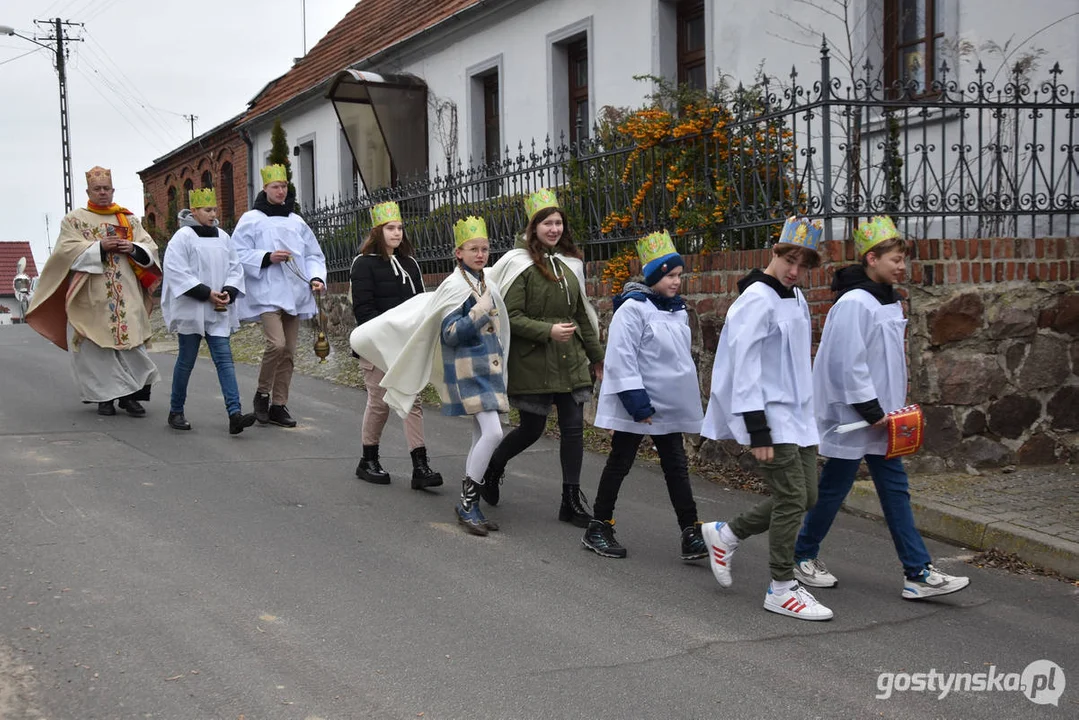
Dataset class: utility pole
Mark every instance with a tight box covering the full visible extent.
[302,0,307,55]
[33,18,83,213]
[183,114,198,139]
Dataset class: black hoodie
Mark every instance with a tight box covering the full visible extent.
[831,265,900,305]
[736,268,796,299]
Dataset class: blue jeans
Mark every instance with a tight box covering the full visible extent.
[170,334,241,416]
[794,455,932,577]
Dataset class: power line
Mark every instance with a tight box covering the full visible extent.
[72,54,177,149]
[75,43,179,143]
[71,63,173,152]
[0,47,45,66]
[80,29,185,138]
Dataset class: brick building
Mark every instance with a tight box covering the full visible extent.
[137,113,249,242]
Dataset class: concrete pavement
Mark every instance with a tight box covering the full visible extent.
[1,323,1077,719]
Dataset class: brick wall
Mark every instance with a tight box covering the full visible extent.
[325,235,1079,470]
[138,121,249,241]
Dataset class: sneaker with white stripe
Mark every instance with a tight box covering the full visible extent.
[763,583,834,621]
[902,564,970,600]
[794,557,838,588]
[701,521,736,588]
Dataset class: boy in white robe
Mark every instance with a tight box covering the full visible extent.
[793,216,969,600]
[162,188,257,435]
[700,217,833,621]
[232,164,327,428]
[583,231,706,561]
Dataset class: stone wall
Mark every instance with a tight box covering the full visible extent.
[323,236,1078,471]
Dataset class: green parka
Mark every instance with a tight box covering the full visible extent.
[503,240,604,396]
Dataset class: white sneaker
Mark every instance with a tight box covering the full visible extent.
[902,564,971,600]
[701,521,736,588]
[764,583,834,621]
[794,558,839,588]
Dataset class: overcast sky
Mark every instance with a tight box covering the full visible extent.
[1,0,358,271]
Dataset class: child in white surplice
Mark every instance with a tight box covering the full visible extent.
[162,188,256,435]
[699,216,833,622]
[792,216,970,600]
[582,230,707,562]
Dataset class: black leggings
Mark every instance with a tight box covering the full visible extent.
[593,431,698,529]
[486,393,584,486]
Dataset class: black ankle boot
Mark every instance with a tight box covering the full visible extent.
[168,412,191,430]
[479,467,503,506]
[559,484,593,528]
[455,477,492,536]
[410,447,443,489]
[356,444,390,484]
[253,392,270,424]
[229,412,257,435]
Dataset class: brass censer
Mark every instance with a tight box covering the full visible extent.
[285,256,331,363]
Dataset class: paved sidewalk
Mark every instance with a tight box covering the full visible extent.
[844,466,1079,579]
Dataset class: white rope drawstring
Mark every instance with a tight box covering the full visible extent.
[549,254,571,306]
[389,254,416,294]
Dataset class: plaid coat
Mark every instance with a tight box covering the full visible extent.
[440,292,509,416]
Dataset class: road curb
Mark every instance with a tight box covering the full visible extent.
[844,480,1079,580]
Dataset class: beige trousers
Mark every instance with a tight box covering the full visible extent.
[358,357,425,450]
[258,310,299,405]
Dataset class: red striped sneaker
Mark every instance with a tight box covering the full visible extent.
[701,521,737,588]
[763,583,834,621]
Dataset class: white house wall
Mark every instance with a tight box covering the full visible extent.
[263,0,1077,210]
[248,99,351,210]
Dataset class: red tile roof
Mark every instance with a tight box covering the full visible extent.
[0,242,37,297]
[242,0,482,125]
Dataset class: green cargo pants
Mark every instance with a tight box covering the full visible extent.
[729,444,818,581]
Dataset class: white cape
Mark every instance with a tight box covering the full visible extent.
[350,269,510,418]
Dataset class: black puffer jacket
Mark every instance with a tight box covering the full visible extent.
[350,253,425,325]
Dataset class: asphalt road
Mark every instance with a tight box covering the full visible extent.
[0,324,1075,720]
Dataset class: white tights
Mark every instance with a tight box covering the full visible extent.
[465,410,504,481]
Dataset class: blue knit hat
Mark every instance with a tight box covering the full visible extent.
[637,230,684,286]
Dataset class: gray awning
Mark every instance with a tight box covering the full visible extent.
[327,70,428,194]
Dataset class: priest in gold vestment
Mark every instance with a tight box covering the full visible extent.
[27,166,161,416]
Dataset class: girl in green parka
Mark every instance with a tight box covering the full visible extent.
[483,189,604,526]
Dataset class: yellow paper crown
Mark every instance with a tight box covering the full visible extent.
[636,230,677,267]
[453,216,488,248]
[260,164,288,186]
[854,215,900,256]
[188,187,217,209]
[778,216,823,252]
[85,166,112,186]
[524,188,559,221]
[370,201,402,226]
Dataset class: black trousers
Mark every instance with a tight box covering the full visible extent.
[593,431,698,529]
[486,392,584,486]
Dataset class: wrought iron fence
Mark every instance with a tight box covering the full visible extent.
[307,42,1078,281]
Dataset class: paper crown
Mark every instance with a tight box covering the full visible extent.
[637,230,677,267]
[524,188,559,221]
[778,216,823,252]
[453,216,488,248]
[854,215,900,256]
[370,201,402,227]
[85,166,112,186]
[260,164,288,186]
[188,188,217,209]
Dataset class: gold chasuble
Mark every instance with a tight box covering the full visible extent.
[28,204,161,352]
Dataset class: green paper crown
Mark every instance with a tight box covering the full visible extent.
[260,164,288,186]
[454,216,488,248]
[188,187,217,209]
[854,216,900,256]
[636,230,677,267]
[778,216,823,251]
[524,188,559,220]
[370,201,402,226]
